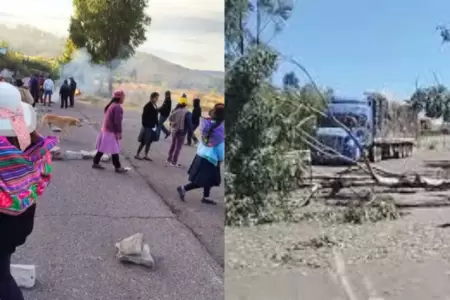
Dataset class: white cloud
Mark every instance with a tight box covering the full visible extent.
[0,0,224,70]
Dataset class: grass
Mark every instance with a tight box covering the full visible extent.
[78,83,224,113]
[113,82,223,111]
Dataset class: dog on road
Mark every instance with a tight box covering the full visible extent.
[39,114,83,139]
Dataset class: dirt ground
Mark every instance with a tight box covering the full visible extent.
[226,135,450,300]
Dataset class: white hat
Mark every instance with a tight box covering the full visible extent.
[0,82,37,137]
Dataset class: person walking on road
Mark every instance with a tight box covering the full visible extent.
[14,79,34,105]
[135,92,159,161]
[186,97,201,146]
[92,90,128,173]
[167,95,192,167]
[0,82,58,300]
[42,75,54,107]
[28,74,40,107]
[158,90,172,139]
[38,74,45,104]
[59,80,71,109]
[177,103,224,205]
[69,77,77,107]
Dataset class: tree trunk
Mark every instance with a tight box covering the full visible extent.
[239,11,244,55]
[108,65,113,95]
[256,0,261,45]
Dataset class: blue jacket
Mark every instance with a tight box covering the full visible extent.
[197,141,224,167]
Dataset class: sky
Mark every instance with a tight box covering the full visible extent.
[0,0,224,71]
[266,0,450,100]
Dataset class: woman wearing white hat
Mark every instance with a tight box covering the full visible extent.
[0,82,58,299]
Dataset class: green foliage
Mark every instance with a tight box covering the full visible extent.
[283,71,300,89]
[409,84,450,119]
[69,0,152,65]
[225,0,329,226]
[60,39,77,64]
[225,48,324,225]
[0,41,59,78]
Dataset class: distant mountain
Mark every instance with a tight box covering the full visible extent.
[0,24,65,57]
[0,24,224,92]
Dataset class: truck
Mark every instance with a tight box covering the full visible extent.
[311,94,419,164]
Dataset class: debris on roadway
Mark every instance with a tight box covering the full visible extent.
[11,264,36,289]
[50,147,110,161]
[115,233,155,269]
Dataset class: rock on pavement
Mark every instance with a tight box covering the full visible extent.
[115,233,155,269]
[11,264,36,288]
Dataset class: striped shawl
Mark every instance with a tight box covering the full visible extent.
[0,135,58,215]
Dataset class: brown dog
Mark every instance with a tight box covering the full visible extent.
[40,114,82,139]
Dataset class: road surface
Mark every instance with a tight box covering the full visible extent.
[14,105,223,300]
[226,140,450,300]
[75,101,224,266]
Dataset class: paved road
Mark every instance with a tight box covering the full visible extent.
[227,259,450,300]
[14,105,223,300]
[75,101,225,266]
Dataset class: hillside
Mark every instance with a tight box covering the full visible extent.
[0,24,224,92]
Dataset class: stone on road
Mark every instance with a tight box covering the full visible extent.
[11,264,36,289]
[13,106,223,300]
[115,233,155,269]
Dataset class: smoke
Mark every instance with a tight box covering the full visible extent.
[58,48,116,96]
[57,48,152,106]
[0,68,13,79]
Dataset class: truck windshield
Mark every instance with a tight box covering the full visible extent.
[317,113,367,128]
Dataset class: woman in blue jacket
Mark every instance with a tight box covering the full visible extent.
[177,104,224,204]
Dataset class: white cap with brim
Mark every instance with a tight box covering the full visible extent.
[0,82,37,136]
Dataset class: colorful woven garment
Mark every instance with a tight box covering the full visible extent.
[201,119,224,147]
[0,135,58,215]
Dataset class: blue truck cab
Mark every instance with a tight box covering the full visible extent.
[312,96,373,164]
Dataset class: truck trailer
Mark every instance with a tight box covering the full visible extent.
[311,94,419,164]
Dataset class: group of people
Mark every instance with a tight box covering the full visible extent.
[26,74,77,108]
[132,91,202,165]
[91,89,224,204]
[0,83,224,299]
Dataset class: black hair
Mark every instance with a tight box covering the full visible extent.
[104,97,121,113]
[150,92,159,100]
[204,104,225,144]
[193,98,200,107]
[165,90,171,97]
[15,79,23,87]
[7,132,39,150]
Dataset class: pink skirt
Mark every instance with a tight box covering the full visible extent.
[96,131,120,154]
